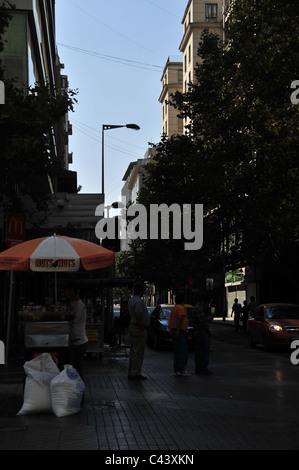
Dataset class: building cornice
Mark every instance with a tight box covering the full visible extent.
[180,21,223,51]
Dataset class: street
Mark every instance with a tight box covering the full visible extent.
[1,322,299,451]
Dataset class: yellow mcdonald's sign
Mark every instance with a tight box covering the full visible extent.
[6,214,25,248]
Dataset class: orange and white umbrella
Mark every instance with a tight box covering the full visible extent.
[0,235,115,366]
[0,234,115,272]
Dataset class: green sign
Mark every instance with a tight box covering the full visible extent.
[225,270,244,283]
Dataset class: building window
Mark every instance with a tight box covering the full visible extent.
[205,4,218,22]
[1,13,28,89]
[178,69,183,84]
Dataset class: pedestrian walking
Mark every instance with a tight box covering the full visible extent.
[128,283,150,381]
[65,281,88,381]
[168,293,190,377]
[191,296,214,375]
[241,300,250,335]
[231,298,242,333]
[248,296,258,318]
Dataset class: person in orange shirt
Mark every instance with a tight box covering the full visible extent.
[168,293,190,377]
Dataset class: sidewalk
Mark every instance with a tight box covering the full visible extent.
[1,321,299,451]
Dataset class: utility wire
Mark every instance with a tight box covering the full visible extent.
[72,123,142,158]
[58,43,164,73]
[143,0,182,19]
[65,0,166,59]
[72,118,145,150]
[58,42,183,81]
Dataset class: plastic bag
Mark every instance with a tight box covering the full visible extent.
[50,365,85,418]
[17,353,60,416]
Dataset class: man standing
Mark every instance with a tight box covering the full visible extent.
[128,283,150,380]
[191,297,214,376]
[248,296,258,318]
[65,282,88,380]
[168,293,190,377]
[231,298,242,333]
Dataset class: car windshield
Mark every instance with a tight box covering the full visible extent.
[160,307,173,319]
[266,306,299,320]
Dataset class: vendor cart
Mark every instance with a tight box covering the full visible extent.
[24,321,70,370]
[85,321,104,357]
[0,234,115,366]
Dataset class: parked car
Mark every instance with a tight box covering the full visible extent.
[248,303,299,350]
[147,306,155,315]
[147,304,194,349]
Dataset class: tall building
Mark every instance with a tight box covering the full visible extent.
[180,0,224,90]
[159,57,184,138]
[1,0,56,89]
[0,0,74,180]
[160,0,230,138]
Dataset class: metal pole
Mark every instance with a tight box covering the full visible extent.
[102,125,105,201]
[5,271,13,367]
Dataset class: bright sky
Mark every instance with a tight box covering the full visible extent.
[55,0,186,206]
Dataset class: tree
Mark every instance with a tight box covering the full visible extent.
[0,83,77,214]
[221,0,299,291]
[172,1,299,277]
[118,0,299,297]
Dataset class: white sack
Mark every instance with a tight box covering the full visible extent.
[50,365,85,418]
[17,353,60,416]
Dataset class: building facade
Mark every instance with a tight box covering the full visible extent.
[120,148,154,251]
[159,57,184,138]
[180,0,225,89]
[0,0,73,176]
[160,0,228,138]
[1,0,57,89]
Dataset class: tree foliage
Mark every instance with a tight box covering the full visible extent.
[117,0,299,291]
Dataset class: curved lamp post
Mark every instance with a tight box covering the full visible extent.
[102,123,140,200]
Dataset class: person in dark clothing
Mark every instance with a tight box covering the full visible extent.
[191,297,214,375]
[241,300,250,335]
[248,296,258,318]
[231,298,242,333]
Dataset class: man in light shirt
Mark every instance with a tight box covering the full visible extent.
[65,282,88,380]
[128,283,150,380]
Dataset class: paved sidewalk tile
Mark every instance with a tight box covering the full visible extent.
[1,324,299,452]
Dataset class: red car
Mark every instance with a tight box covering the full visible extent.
[248,303,299,350]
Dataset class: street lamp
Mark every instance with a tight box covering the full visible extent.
[101,123,140,200]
